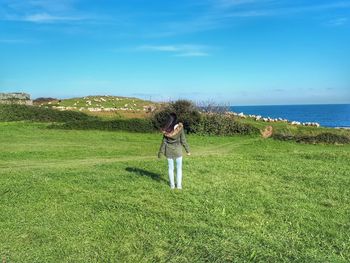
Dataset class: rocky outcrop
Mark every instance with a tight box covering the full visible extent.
[261,126,274,138]
[228,111,321,127]
[0,92,33,105]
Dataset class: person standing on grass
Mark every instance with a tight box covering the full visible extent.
[158,113,191,190]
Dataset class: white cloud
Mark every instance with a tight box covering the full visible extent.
[136,44,210,57]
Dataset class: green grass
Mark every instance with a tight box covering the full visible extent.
[1,122,349,262]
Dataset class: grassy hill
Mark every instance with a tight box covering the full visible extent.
[0,122,349,262]
[35,95,160,118]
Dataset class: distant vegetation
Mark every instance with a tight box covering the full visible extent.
[194,113,260,136]
[0,104,95,122]
[33,97,58,104]
[273,132,350,144]
[1,98,350,144]
[49,119,155,133]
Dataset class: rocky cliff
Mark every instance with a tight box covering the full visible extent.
[0,92,33,105]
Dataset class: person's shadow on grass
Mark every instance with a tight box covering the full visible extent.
[125,167,167,184]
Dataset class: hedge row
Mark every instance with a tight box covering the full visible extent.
[49,115,258,135]
[273,132,350,144]
[0,104,95,122]
[49,118,156,133]
[194,114,260,136]
[0,104,261,136]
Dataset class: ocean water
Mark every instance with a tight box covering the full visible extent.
[230,104,350,128]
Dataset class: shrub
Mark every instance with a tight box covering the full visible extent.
[197,101,230,114]
[152,100,258,136]
[33,97,58,104]
[195,113,259,136]
[300,133,350,144]
[49,118,156,133]
[0,104,94,122]
[272,133,295,142]
[152,100,201,133]
[272,132,350,144]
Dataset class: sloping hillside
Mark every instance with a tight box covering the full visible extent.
[35,95,160,118]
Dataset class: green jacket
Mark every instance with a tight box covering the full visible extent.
[158,123,190,159]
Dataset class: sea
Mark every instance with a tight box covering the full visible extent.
[230,104,350,128]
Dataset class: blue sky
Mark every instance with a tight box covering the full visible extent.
[0,0,349,105]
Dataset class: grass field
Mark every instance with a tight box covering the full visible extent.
[1,122,349,262]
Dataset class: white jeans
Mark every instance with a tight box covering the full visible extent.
[167,157,182,189]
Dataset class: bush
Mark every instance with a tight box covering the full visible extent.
[151,107,173,131]
[33,97,58,104]
[271,133,295,142]
[0,104,95,122]
[152,100,258,136]
[49,118,156,133]
[152,100,201,133]
[273,132,350,144]
[195,113,260,136]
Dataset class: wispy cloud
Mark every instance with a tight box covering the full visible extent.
[1,0,90,24]
[213,0,350,10]
[3,0,76,13]
[136,44,210,57]
[2,0,350,37]
[214,0,275,8]
[22,13,86,23]
[26,0,75,12]
[0,38,31,44]
[159,1,350,36]
[326,17,348,26]
[175,51,209,57]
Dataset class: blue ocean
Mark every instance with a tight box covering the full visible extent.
[230,104,350,128]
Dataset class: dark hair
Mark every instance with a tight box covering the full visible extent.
[163,112,178,133]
